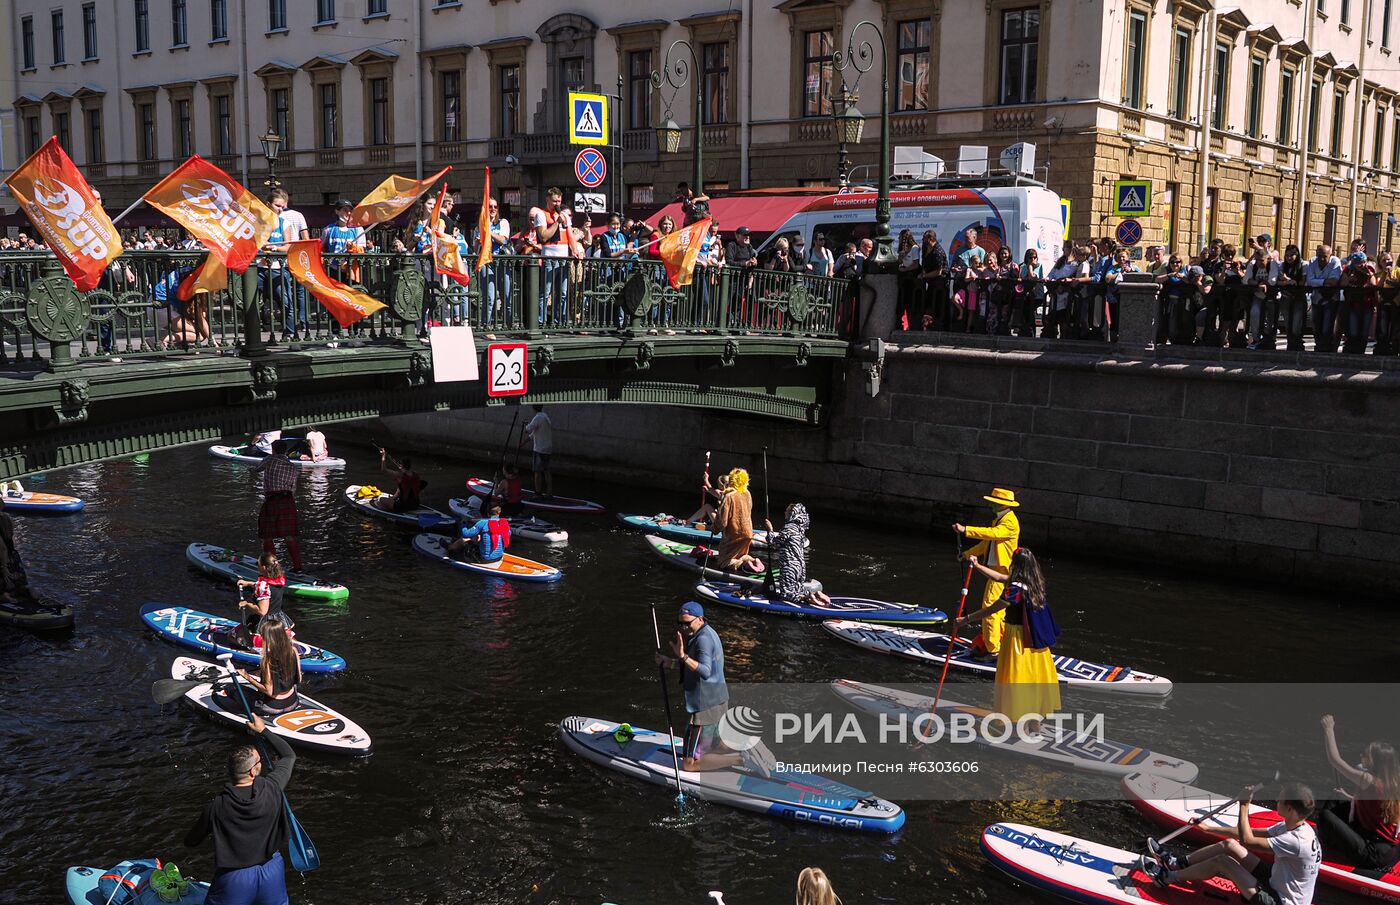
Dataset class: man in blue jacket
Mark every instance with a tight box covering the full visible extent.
[448,504,511,563]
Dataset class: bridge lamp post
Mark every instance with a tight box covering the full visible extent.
[833,94,864,188]
[259,129,283,188]
[652,39,706,216]
[833,20,893,270]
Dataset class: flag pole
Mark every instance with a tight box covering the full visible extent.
[110,197,146,226]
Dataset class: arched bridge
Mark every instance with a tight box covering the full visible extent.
[0,250,857,479]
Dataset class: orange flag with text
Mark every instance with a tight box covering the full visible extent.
[350,166,452,227]
[285,239,386,326]
[143,156,278,273]
[3,137,122,291]
[659,218,712,288]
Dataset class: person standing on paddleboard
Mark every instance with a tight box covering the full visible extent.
[185,713,297,905]
[954,487,1021,661]
[525,405,554,500]
[250,441,303,571]
[949,548,1060,734]
[656,602,747,772]
[448,504,511,563]
[1144,782,1321,905]
[1317,715,1400,869]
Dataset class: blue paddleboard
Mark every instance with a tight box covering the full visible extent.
[694,581,946,625]
[139,603,347,673]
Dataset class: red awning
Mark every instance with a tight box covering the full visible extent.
[648,195,814,239]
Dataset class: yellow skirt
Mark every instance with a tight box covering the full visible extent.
[993,624,1062,722]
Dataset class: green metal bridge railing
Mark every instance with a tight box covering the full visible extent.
[0,250,854,371]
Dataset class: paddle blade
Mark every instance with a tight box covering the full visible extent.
[285,795,320,872]
[417,513,450,529]
[150,677,206,704]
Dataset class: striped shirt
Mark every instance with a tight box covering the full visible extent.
[251,454,298,495]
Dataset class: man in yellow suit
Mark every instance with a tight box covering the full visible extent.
[953,488,1021,660]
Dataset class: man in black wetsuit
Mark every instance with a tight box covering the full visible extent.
[186,715,297,905]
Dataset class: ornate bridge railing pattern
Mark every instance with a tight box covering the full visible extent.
[0,251,854,372]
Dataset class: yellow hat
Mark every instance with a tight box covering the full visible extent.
[983,487,1019,508]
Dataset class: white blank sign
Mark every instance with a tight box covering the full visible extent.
[429,325,479,383]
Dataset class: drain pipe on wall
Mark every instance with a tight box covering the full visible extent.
[740,0,753,188]
[413,0,424,179]
[238,0,252,185]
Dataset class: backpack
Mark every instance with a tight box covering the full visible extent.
[1020,589,1061,650]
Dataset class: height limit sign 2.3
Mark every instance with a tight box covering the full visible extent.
[486,342,529,398]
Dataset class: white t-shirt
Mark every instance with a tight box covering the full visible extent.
[281,209,309,241]
[532,209,572,258]
[304,430,327,462]
[525,411,554,454]
[254,430,282,454]
[1263,821,1321,905]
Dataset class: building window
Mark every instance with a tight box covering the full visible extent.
[628,50,653,130]
[1239,192,1252,248]
[1308,79,1322,150]
[1124,10,1147,109]
[271,87,290,142]
[139,103,157,160]
[368,0,387,14]
[1341,0,1351,24]
[175,99,192,157]
[1331,88,1346,157]
[52,10,66,65]
[1324,204,1337,247]
[561,55,585,102]
[999,8,1040,105]
[82,4,98,59]
[86,108,104,163]
[1206,187,1218,241]
[701,41,729,124]
[55,112,71,151]
[441,70,461,141]
[215,94,233,154]
[319,82,338,148]
[1385,0,1394,47]
[269,0,286,30]
[25,115,41,156]
[317,0,335,24]
[172,0,188,46]
[895,19,930,111]
[1374,105,1386,166]
[21,16,34,69]
[370,77,389,145]
[135,0,150,51]
[802,30,834,117]
[1169,26,1191,120]
[1246,54,1264,138]
[211,0,227,40]
[1163,183,1177,253]
[1279,67,1295,146]
[1211,42,1230,131]
[498,64,520,136]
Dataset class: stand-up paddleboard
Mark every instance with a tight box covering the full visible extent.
[65,861,209,905]
[343,485,450,528]
[642,535,775,587]
[980,822,1296,905]
[185,543,349,601]
[616,513,798,550]
[822,621,1172,696]
[559,716,905,833]
[831,680,1197,782]
[140,603,347,673]
[695,582,942,625]
[168,657,372,756]
[209,440,346,469]
[0,595,74,630]
[1123,772,1400,903]
[411,533,561,582]
[1,490,84,513]
[464,477,606,514]
[449,497,569,545]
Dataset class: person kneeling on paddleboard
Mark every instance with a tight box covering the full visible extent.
[185,714,297,905]
[236,615,302,717]
[764,503,831,606]
[449,504,511,563]
[235,553,291,647]
[1318,715,1400,870]
[377,448,425,514]
[249,430,281,458]
[1143,782,1321,905]
[492,466,525,518]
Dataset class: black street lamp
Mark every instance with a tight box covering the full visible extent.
[833,93,865,188]
[259,129,283,188]
[652,40,705,214]
[834,20,892,269]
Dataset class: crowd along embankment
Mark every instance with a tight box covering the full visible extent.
[372,337,1400,595]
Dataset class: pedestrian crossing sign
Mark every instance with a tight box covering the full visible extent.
[1113,179,1151,216]
[568,92,608,146]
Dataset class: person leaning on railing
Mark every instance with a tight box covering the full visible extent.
[1303,245,1343,353]
[1340,252,1378,354]
[1244,245,1281,350]
[986,246,1017,336]
[1275,245,1307,352]
[1016,249,1046,338]
[1155,254,1193,345]
[1044,251,1077,340]
[1377,252,1400,355]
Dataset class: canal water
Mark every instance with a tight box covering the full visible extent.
[2,445,1395,905]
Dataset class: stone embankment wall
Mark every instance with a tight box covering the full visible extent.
[378,338,1400,593]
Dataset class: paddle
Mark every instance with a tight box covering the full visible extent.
[699,451,710,521]
[417,512,454,530]
[499,408,522,477]
[150,665,224,705]
[759,447,775,597]
[1150,771,1281,848]
[648,603,687,804]
[931,529,975,711]
[214,652,321,872]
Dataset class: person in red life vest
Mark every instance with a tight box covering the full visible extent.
[491,465,524,517]
[1318,715,1400,870]
[376,447,425,513]
[234,552,292,648]
[448,504,511,563]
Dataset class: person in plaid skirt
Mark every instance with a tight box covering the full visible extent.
[250,440,303,570]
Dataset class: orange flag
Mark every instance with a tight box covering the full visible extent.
[350,166,451,227]
[177,253,228,302]
[143,156,278,273]
[433,231,471,287]
[3,136,122,291]
[286,239,386,327]
[659,218,712,288]
[475,167,492,271]
[429,182,448,231]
